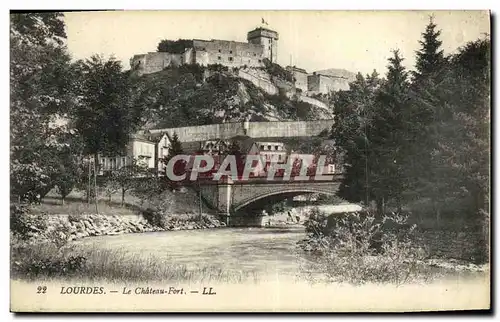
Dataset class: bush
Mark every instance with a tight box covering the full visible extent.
[12,255,86,278]
[207,63,229,72]
[304,207,329,236]
[131,177,163,207]
[157,39,193,54]
[178,63,205,81]
[262,58,294,82]
[302,210,428,285]
[10,204,47,240]
[11,204,74,248]
[44,224,72,248]
[142,208,167,228]
[11,236,87,279]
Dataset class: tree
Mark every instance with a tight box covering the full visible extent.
[433,37,490,220]
[166,132,183,162]
[131,174,163,207]
[73,55,144,212]
[369,50,411,214]
[10,12,66,46]
[102,173,120,205]
[10,12,78,203]
[10,160,51,203]
[413,16,447,82]
[157,39,193,54]
[331,70,381,205]
[112,159,149,206]
[406,36,489,233]
[163,132,185,189]
[52,152,84,205]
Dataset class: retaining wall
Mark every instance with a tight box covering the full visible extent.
[149,120,335,143]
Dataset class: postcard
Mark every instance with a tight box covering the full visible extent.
[9,10,490,312]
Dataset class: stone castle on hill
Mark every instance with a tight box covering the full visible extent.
[130,25,353,95]
[130,26,278,73]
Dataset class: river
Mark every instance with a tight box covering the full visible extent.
[76,226,310,279]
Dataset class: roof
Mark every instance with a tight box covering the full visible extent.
[148,131,172,142]
[310,72,349,80]
[229,135,258,153]
[286,66,308,74]
[130,131,171,144]
[247,27,279,35]
[129,133,153,143]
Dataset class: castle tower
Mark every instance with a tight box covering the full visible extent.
[247,26,279,64]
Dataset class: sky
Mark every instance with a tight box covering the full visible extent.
[63,10,490,76]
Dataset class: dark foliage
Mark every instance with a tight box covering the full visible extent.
[331,17,489,233]
[262,58,295,82]
[10,12,66,45]
[10,205,47,239]
[142,208,168,228]
[157,39,193,54]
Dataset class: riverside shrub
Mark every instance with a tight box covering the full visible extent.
[10,233,87,279]
[303,210,428,285]
[10,205,88,279]
[142,208,167,228]
[10,204,47,240]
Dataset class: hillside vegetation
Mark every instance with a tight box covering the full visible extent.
[136,64,333,130]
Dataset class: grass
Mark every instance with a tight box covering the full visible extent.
[31,199,141,217]
[32,186,212,218]
[11,239,257,284]
[11,188,234,284]
[74,246,257,283]
[299,254,488,286]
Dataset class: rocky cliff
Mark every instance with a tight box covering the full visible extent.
[137,64,334,130]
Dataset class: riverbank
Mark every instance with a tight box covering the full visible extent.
[19,212,226,244]
[11,226,305,283]
[11,218,489,289]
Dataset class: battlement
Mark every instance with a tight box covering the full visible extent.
[247,27,279,41]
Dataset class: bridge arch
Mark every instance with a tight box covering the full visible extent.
[233,187,339,212]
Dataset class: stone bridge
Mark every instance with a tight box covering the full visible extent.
[194,174,342,226]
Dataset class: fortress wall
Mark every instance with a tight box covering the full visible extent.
[298,95,329,110]
[193,40,264,67]
[307,74,321,92]
[293,71,309,92]
[153,122,245,142]
[183,48,195,64]
[149,120,335,143]
[308,74,351,93]
[132,52,184,75]
[238,70,278,95]
[130,54,146,71]
[144,53,171,74]
[195,51,209,66]
[246,120,334,138]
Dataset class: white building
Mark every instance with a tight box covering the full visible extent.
[99,131,171,175]
[255,141,287,163]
